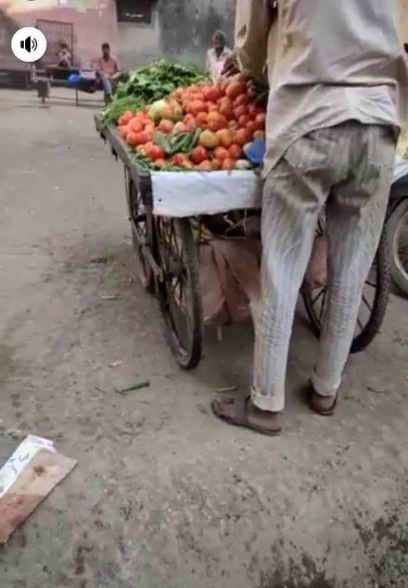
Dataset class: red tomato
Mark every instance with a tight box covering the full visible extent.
[126,131,138,147]
[158,119,174,134]
[219,98,234,119]
[189,100,207,116]
[247,104,258,119]
[214,147,230,161]
[204,86,222,102]
[121,111,134,125]
[234,94,250,107]
[128,117,143,132]
[226,82,246,100]
[134,131,152,145]
[196,160,212,171]
[145,123,155,134]
[191,146,208,165]
[235,128,251,147]
[222,158,235,170]
[154,158,167,168]
[246,121,258,136]
[229,144,243,159]
[207,102,218,112]
[158,105,174,119]
[255,113,266,125]
[174,121,189,134]
[211,158,222,170]
[174,154,194,169]
[174,153,187,166]
[216,129,234,148]
[146,144,165,161]
[183,114,197,131]
[253,113,266,131]
[207,112,228,132]
[196,112,208,128]
[233,105,248,120]
[238,115,251,128]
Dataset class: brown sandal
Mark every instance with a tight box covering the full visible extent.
[309,385,339,416]
[211,393,282,436]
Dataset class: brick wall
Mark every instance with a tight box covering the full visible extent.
[0,0,117,66]
[117,0,236,69]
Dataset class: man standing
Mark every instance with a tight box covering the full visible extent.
[206,31,233,82]
[212,0,408,435]
[95,42,120,100]
[57,42,71,69]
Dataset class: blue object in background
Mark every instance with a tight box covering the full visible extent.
[244,136,266,166]
[68,73,81,85]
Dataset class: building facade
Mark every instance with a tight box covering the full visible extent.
[0,0,236,70]
[116,0,235,69]
[1,0,407,73]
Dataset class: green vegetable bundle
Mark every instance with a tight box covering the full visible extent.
[102,59,208,126]
[102,96,144,126]
[153,129,201,156]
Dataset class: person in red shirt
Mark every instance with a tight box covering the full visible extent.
[95,42,120,100]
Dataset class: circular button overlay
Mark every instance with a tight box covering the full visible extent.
[11,27,48,63]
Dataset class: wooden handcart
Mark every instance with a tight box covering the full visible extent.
[94,115,392,369]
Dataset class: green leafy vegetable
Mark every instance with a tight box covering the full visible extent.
[102,59,209,125]
[102,96,144,126]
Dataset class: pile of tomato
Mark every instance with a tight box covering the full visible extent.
[116,77,266,171]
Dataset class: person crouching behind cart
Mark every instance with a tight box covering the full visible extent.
[211,0,408,435]
[95,42,120,101]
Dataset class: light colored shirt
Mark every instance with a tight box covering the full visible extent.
[206,47,233,82]
[95,55,120,78]
[58,48,71,67]
[235,0,408,176]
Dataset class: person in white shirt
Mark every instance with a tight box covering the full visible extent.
[206,31,232,82]
[212,0,408,435]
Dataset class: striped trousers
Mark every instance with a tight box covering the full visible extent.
[252,122,396,412]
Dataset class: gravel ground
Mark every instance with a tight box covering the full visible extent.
[0,89,407,588]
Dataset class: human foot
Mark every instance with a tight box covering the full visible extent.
[211,394,282,436]
[308,384,339,416]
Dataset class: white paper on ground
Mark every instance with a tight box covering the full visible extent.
[0,436,77,544]
[151,170,262,217]
[0,435,56,499]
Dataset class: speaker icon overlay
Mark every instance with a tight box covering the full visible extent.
[20,36,38,53]
[11,27,47,63]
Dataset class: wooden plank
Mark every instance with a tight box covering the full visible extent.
[0,441,76,544]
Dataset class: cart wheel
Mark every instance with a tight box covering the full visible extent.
[154,217,203,369]
[386,198,408,297]
[303,220,391,354]
[125,170,155,293]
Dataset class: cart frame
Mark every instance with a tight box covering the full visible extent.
[95,115,391,369]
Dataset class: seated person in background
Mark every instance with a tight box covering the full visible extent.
[206,31,232,82]
[51,41,72,80]
[57,42,71,68]
[95,42,120,100]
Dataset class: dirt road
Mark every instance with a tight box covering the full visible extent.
[0,89,407,588]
